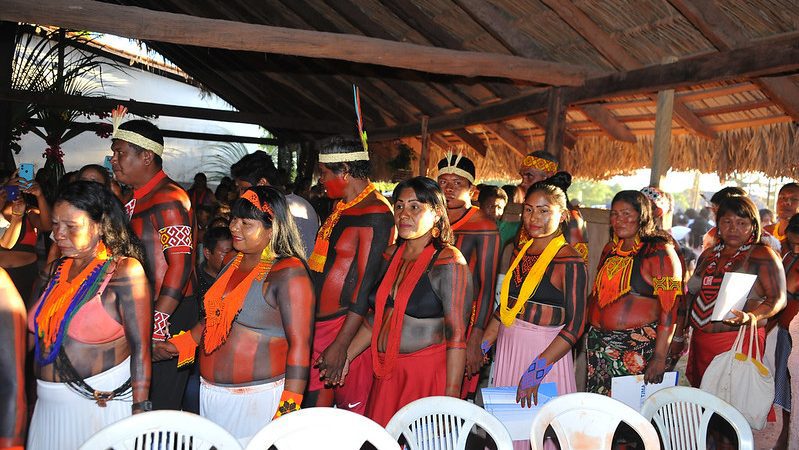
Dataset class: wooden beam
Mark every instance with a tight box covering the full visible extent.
[482,123,527,157]
[27,119,279,145]
[579,104,637,142]
[0,88,349,134]
[669,0,799,121]
[453,0,548,58]
[651,88,676,188]
[371,38,799,141]
[451,129,488,157]
[0,0,594,86]
[430,134,454,152]
[419,115,430,176]
[529,113,577,149]
[670,100,718,139]
[544,88,567,160]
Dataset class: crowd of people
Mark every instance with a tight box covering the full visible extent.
[0,111,798,450]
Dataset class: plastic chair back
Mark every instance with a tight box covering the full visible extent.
[79,410,242,450]
[530,392,661,450]
[244,407,399,450]
[640,386,754,450]
[385,396,513,450]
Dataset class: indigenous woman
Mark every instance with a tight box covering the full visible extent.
[482,173,587,450]
[26,181,152,450]
[776,214,799,449]
[684,195,785,387]
[343,177,473,427]
[164,186,314,445]
[0,172,52,304]
[587,191,683,395]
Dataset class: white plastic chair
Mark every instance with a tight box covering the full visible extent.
[244,407,399,450]
[385,396,513,450]
[529,392,661,450]
[640,386,754,450]
[79,410,241,450]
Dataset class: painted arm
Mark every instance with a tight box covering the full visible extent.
[431,249,473,397]
[274,259,316,398]
[735,246,787,323]
[643,243,683,384]
[0,201,24,249]
[113,258,153,412]
[464,228,501,377]
[0,268,26,448]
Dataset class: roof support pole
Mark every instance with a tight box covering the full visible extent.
[419,115,430,177]
[650,58,678,188]
[544,87,566,161]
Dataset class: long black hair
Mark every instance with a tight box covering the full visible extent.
[231,186,306,260]
[56,181,144,261]
[611,190,671,244]
[392,176,453,249]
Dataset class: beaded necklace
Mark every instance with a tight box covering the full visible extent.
[594,234,642,308]
[34,243,112,365]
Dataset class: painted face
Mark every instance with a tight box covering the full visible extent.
[522,191,565,239]
[79,167,107,185]
[610,200,641,240]
[52,201,102,259]
[229,217,272,255]
[393,187,440,241]
[480,196,507,222]
[717,211,754,248]
[519,167,548,190]
[318,164,347,199]
[110,140,148,187]
[777,188,799,221]
[204,238,233,274]
[437,173,472,209]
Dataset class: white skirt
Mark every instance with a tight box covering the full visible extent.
[200,376,284,446]
[27,357,132,450]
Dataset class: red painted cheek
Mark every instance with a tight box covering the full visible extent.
[324,178,347,198]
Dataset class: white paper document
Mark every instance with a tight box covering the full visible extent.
[481,383,558,441]
[611,371,678,412]
[710,272,757,321]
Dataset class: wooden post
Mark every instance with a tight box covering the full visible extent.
[418,115,430,176]
[0,22,17,173]
[544,87,566,161]
[277,142,293,183]
[650,57,678,188]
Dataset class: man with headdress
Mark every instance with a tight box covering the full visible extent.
[436,153,500,398]
[501,151,588,261]
[109,108,196,410]
[305,136,394,414]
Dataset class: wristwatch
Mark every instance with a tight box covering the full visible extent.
[132,400,153,412]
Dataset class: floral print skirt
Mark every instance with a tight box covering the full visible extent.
[586,322,657,396]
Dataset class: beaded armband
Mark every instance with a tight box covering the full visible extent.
[152,310,171,342]
[652,276,682,312]
[274,390,303,419]
[170,331,198,368]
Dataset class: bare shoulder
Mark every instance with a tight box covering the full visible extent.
[554,244,583,263]
[271,256,306,272]
[434,245,467,266]
[112,256,146,279]
[751,243,781,262]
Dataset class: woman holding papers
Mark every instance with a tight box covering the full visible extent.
[587,190,683,395]
[483,173,587,410]
[683,195,785,387]
[342,177,473,426]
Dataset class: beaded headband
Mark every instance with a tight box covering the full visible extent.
[521,155,557,174]
[111,105,164,156]
[437,151,475,184]
[241,190,274,218]
[318,150,370,163]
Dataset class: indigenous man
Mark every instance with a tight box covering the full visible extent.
[0,268,25,450]
[436,154,500,398]
[230,151,319,256]
[764,183,799,254]
[477,185,508,223]
[500,151,587,261]
[305,137,394,414]
[110,113,197,410]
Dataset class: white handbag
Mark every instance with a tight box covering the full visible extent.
[700,320,774,430]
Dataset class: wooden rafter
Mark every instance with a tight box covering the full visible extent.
[529,113,577,149]
[579,104,637,142]
[451,129,488,157]
[0,0,595,86]
[669,0,799,122]
[481,123,527,157]
[453,0,548,59]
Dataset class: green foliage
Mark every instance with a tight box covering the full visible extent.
[569,179,624,208]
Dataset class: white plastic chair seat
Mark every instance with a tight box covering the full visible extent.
[530,392,661,450]
[384,396,513,450]
[244,407,399,450]
[640,386,754,450]
[79,410,242,450]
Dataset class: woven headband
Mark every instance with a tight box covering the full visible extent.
[241,190,274,218]
[318,150,370,163]
[521,155,557,173]
[111,105,164,156]
[437,151,475,184]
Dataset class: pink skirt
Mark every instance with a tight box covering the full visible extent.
[494,320,575,450]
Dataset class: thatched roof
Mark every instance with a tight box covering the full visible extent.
[5,0,799,181]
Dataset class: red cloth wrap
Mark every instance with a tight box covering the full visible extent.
[686,326,765,387]
[308,315,373,414]
[366,343,446,427]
